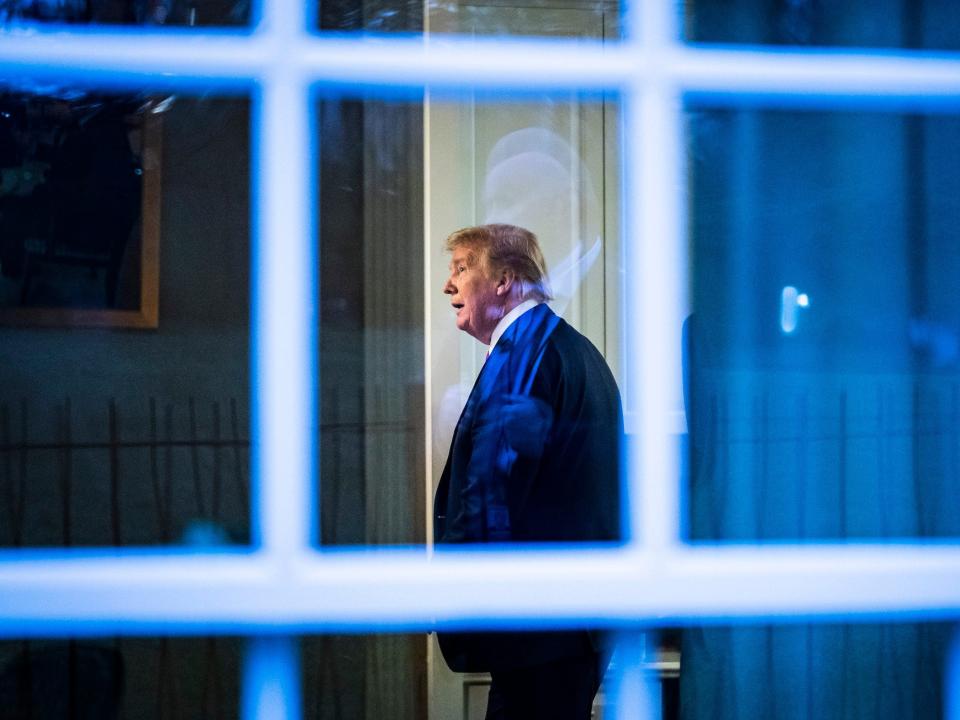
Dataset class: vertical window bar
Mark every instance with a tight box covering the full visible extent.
[627,77,684,549]
[254,71,316,555]
[948,627,960,720]
[622,0,685,550]
[639,0,678,49]
[242,637,302,720]
[260,0,307,38]
[607,631,662,720]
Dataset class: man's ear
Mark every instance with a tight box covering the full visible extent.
[496,270,516,296]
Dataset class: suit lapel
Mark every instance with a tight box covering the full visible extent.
[452,304,560,437]
[435,304,561,542]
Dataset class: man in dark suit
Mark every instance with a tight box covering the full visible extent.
[434,224,623,720]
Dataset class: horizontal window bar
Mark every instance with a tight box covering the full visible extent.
[2,31,960,96]
[678,45,960,102]
[0,545,958,635]
[0,31,632,88]
[0,29,266,88]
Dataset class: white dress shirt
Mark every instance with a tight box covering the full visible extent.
[488,299,540,354]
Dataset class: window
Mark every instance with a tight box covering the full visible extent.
[1,1,959,718]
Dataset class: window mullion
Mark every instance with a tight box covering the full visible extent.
[254,71,316,557]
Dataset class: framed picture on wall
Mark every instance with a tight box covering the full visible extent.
[0,90,162,329]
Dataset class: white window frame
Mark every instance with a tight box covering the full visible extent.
[2,2,960,718]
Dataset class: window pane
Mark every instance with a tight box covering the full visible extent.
[685,0,960,50]
[303,635,426,720]
[318,0,621,40]
[680,621,953,720]
[0,0,249,27]
[317,95,425,546]
[426,0,620,40]
[0,87,251,547]
[317,89,625,547]
[0,636,243,717]
[685,105,960,541]
[0,634,420,719]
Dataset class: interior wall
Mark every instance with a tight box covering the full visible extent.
[313,94,427,720]
[0,95,251,548]
[0,88,430,719]
[0,95,251,718]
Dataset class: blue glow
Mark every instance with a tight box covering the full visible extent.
[606,632,660,720]
[1,10,960,720]
[242,637,301,720]
[949,629,960,720]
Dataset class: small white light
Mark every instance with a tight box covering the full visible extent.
[797,293,809,308]
[781,286,798,333]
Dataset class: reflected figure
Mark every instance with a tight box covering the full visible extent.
[483,127,603,318]
[433,224,623,720]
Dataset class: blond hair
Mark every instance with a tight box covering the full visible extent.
[444,224,553,303]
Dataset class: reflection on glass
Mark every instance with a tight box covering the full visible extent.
[316,91,623,550]
[0,89,160,326]
[317,96,426,547]
[427,92,622,542]
[0,636,242,718]
[0,93,251,547]
[427,0,619,40]
[680,621,954,720]
[683,104,960,720]
[303,635,425,720]
[317,0,420,31]
[316,89,623,718]
[685,0,960,50]
[428,87,623,720]
[0,0,248,26]
[687,106,960,543]
[318,0,620,39]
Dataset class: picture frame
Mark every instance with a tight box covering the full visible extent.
[0,92,162,329]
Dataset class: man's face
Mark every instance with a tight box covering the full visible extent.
[443,247,502,344]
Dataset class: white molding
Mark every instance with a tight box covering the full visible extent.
[0,546,959,634]
[0,30,959,97]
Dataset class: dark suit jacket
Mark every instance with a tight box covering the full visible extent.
[434,303,623,672]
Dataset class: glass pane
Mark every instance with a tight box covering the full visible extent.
[318,0,621,40]
[0,0,249,27]
[680,621,953,720]
[317,0,420,31]
[0,87,251,547]
[0,636,242,718]
[429,91,624,545]
[0,633,423,720]
[317,95,425,547]
[303,635,426,720]
[685,104,960,541]
[426,0,620,40]
[316,89,626,547]
[685,0,960,50]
